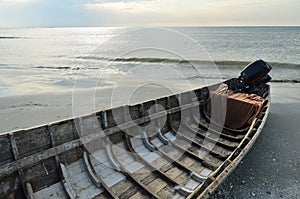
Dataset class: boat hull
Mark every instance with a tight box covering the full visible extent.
[0,83,270,199]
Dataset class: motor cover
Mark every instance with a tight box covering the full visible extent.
[239,60,272,84]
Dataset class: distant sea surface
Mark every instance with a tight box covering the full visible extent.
[0,26,299,97]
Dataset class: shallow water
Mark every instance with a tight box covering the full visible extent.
[0,27,299,97]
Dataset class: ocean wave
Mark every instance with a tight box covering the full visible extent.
[187,75,300,83]
[0,36,24,39]
[77,56,300,68]
[77,56,193,64]
[33,66,80,70]
[0,65,76,70]
[271,79,300,83]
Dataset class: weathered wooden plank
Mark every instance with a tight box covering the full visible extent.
[169,95,180,109]
[23,157,60,192]
[0,173,20,198]
[0,138,81,179]
[34,182,66,199]
[8,132,27,198]
[66,160,103,199]
[75,114,102,137]
[150,136,207,183]
[14,126,51,159]
[0,134,14,166]
[126,134,191,198]
[49,120,77,146]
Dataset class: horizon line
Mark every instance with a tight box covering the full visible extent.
[1,25,300,29]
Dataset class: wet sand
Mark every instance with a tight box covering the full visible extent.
[0,83,299,198]
[211,104,300,198]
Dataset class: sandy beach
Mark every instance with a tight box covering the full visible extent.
[0,82,299,198]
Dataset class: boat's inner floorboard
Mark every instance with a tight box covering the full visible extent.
[34,182,66,199]
[165,132,224,164]
[126,136,185,198]
[183,123,241,149]
[90,149,126,188]
[62,159,105,199]
[149,132,214,177]
[89,147,151,199]
[150,137,212,180]
[129,135,200,191]
[173,127,233,158]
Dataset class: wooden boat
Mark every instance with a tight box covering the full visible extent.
[0,81,270,199]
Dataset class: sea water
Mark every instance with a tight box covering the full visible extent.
[0,26,299,97]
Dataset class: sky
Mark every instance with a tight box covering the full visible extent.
[0,0,299,27]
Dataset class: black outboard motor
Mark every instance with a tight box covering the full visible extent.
[226,60,272,97]
[239,59,272,85]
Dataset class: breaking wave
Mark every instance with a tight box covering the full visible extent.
[0,36,24,39]
[77,56,300,68]
[187,75,300,83]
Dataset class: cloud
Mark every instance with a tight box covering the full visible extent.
[81,0,187,26]
[81,0,300,26]
[82,0,203,15]
[0,0,41,4]
[83,1,156,13]
[0,0,299,27]
[86,0,154,2]
[204,0,297,7]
